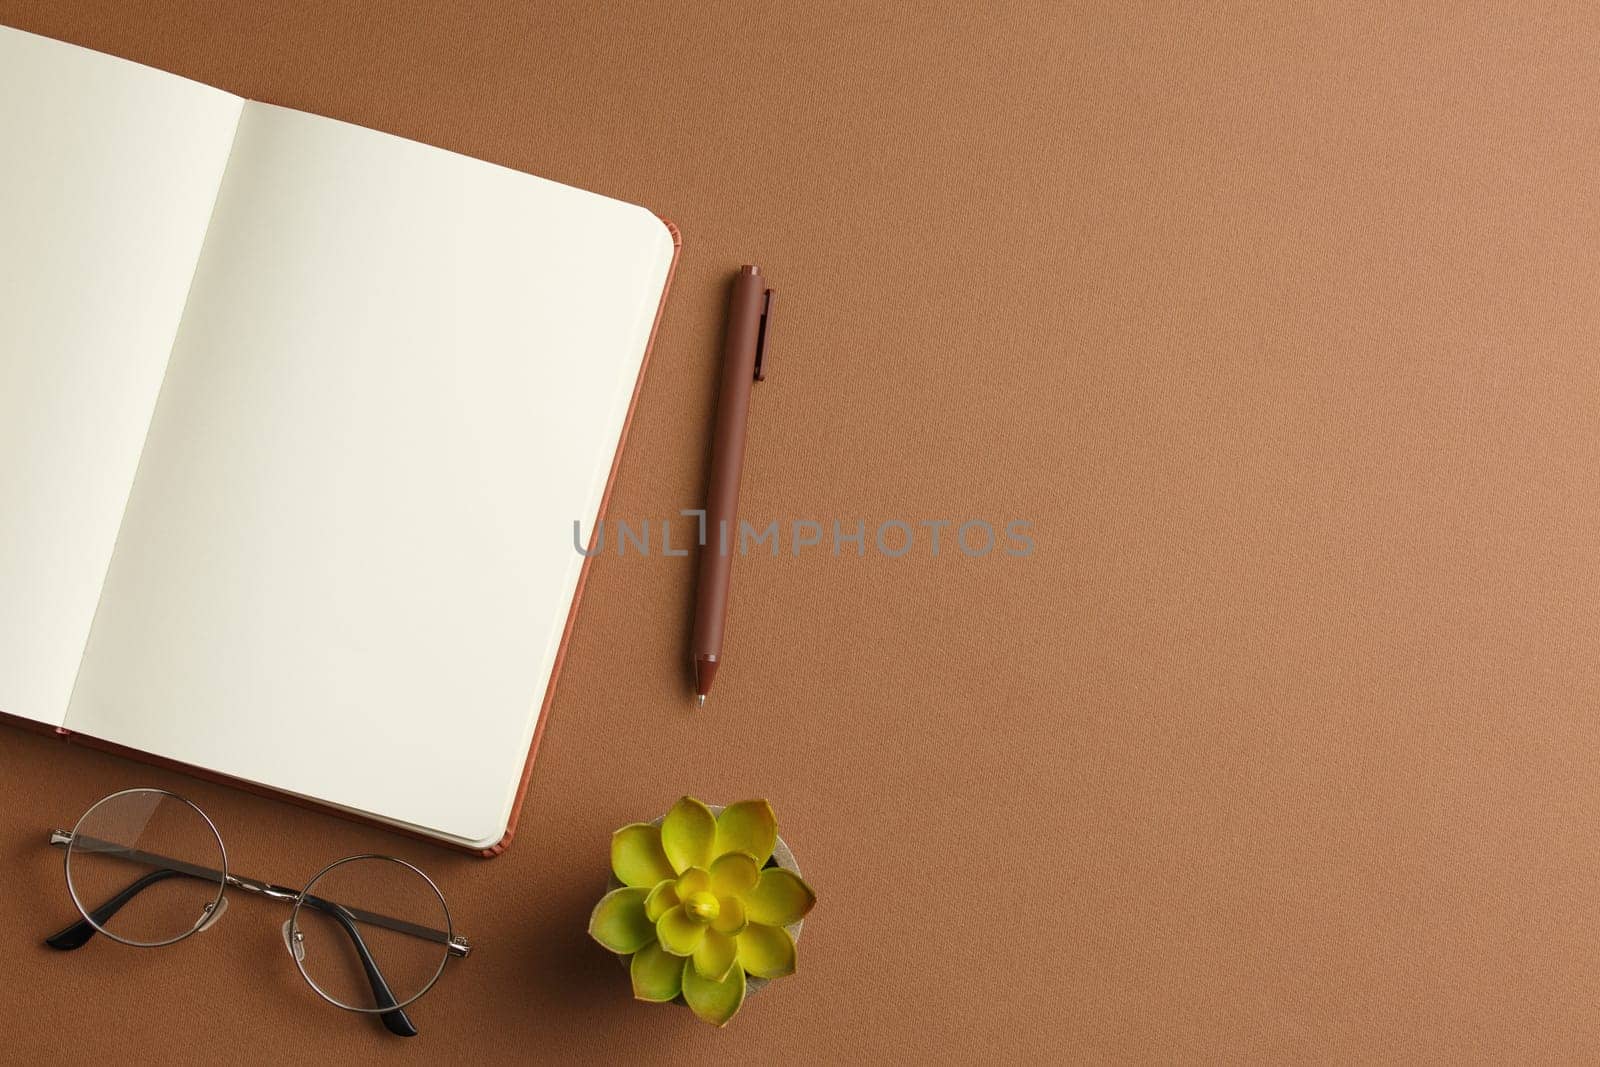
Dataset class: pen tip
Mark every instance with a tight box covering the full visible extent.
[696,694,706,708]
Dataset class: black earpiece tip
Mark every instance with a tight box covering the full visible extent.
[381,1008,419,1037]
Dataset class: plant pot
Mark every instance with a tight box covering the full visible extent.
[606,804,805,997]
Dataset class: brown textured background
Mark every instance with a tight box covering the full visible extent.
[2,2,1599,1061]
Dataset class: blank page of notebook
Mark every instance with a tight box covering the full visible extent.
[65,102,675,846]
[0,27,241,727]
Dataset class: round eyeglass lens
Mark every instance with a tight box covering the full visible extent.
[64,788,226,947]
[286,855,453,1013]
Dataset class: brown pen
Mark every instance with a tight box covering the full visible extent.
[692,265,773,706]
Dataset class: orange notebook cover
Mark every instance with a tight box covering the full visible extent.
[0,25,680,855]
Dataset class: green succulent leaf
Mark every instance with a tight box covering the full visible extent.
[674,866,712,898]
[588,887,655,954]
[629,940,684,1003]
[737,922,797,979]
[611,823,676,888]
[742,868,817,927]
[682,951,747,1027]
[661,796,716,874]
[692,928,739,982]
[713,800,778,867]
[709,851,761,898]
[644,879,679,922]
[712,895,748,935]
[656,904,707,957]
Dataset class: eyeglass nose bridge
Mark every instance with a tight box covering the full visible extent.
[225,873,299,902]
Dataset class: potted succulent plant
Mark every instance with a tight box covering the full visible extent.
[588,796,816,1026]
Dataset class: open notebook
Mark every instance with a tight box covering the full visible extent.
[0,27,678,852]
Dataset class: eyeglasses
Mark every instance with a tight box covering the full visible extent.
[44,788,470,1037]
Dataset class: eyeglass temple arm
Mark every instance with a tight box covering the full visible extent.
[47,831,470,955]
[43,864,420,1039]
[298,894,418,1037]
[44,867,186,950]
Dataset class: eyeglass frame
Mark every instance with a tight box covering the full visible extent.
[44,787,471,1038]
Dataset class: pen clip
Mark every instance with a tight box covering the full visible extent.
[753,288,774,382]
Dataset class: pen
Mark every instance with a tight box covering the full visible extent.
[691,265,774,706]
